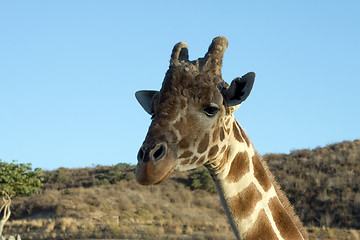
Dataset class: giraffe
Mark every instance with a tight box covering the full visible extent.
[135,36,308,240]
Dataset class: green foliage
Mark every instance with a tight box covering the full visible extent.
[188,169,216,193]
[0,160,43,197]
[56,170,70,184]
[92,163,135,186]
[42,163,135,189]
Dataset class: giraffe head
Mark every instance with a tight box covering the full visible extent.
[135,36,255,185]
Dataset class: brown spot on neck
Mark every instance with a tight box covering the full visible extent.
[239,125,250,147]
[208,145,219,158]
[252,153,272,192]
[197,155,207,165]
[190,156,198,164]
[179,151,193,159]
[178,139,190,149]
[180,159,191,165]
[228,183,262,220]
[197,133,210,154]
[268,197,304,240]
[233,121,244,143]
[219,127,225,141]
[244,209,278,240]
[226,152,250,183]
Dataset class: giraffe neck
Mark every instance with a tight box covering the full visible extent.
[205,118,307,240]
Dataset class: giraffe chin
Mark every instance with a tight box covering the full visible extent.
[135,160,176,185]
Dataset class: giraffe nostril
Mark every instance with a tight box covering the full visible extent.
[151,144,166,161]
[137,148,145,162]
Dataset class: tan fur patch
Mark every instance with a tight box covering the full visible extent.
[225,118,231,127]
[197,133,210,153]
[179,151,193,158]
[220,145,227,154]
[180,98,187,109]
[268,197,304,240]
[212,127,219,142]
[233,121,244,143]
[226,152,250,183]
[208,145,219,158]
[228,183,262,220]
[245,209,278,240]
[225,126,231,134]
[252,154,272,191]
[206,147,230,173]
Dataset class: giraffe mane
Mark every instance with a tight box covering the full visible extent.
[254,152,309,239]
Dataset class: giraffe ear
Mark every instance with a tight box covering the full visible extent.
[223,72,255,107]
[135,90,158,115]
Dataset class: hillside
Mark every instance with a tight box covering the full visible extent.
[3,139,360,239]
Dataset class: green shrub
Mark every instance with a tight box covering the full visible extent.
[188,169,216,193]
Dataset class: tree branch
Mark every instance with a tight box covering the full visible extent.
[0,190,12,237]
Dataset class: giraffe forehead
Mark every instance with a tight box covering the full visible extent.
[159,64,223,104]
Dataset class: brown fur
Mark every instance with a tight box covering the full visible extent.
[228,183,262,220]
[190,156,198,164]
[208,145,219,158]
[220,127,225,141]
[245,210,278,240]
[179,151,193,158]
[252,153,272,191]
[240,130,308,239]
[178,139,190,149]
[233,121,244,143]
[269,197,304,240]
[197,156,206,165]
[197,133,210,154]
[251,150,309,239]
[226,152,250,183]
[239,125,250,147]
[180,159,191,165]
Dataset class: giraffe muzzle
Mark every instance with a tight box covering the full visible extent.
[137,142,167,163]
[135,142,175,185]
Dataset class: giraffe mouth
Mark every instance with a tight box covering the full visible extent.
[153,167,174,184]
[135,156,176,185]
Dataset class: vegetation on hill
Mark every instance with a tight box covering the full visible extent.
[0,160,43,238]
[265,140,360,229]
[2,139,359,239]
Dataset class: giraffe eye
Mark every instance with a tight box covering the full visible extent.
[203,105,219,117]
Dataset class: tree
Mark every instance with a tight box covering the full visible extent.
[188,169,216,193]
[0,160,43,238]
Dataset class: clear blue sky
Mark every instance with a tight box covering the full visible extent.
[1,1,359,170]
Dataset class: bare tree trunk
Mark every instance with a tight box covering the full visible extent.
[0,191,12,238]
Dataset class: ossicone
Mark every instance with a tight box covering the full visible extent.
[170,42,189,64]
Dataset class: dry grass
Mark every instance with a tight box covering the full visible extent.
[4,218,359,240]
